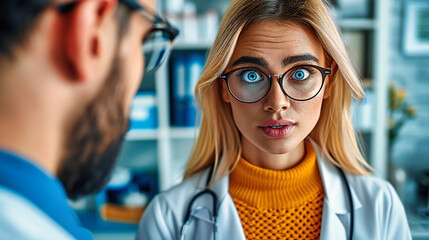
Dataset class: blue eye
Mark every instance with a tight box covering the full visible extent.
[243,70,262,82]
[292,69,310,80]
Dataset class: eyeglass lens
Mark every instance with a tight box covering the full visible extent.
[227,65,325,102]
[142,30,173,72]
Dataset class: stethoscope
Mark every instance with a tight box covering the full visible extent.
[180,159,355,240]
[180,163,219,240]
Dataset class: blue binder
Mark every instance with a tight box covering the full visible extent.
[185,53,205,127]
[171,54,187,126]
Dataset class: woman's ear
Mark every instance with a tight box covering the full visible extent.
[221,80,231,103]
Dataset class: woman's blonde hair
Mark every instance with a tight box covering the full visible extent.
[184,0,372,182]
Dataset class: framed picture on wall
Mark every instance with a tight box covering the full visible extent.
[403,1,429,56]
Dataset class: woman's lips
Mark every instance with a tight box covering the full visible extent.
[259,119,296,138]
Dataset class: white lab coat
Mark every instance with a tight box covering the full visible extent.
[137,140,412,240]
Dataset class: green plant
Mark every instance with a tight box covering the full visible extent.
[388,82,416,149]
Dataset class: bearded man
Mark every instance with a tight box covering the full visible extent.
[0,0,177,238]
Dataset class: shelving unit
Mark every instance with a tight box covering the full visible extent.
[126,129,158,141]
[339,19,376,30]
[174,42,213,50]
[371,0,390,179]
[335,0,390,179]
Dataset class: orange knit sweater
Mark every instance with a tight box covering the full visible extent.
[229,140,324,239]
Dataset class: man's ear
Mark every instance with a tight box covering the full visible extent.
[63,0,117,81]
[220,80,231,103]
[323,61,336,100]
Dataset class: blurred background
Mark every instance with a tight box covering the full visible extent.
[69,0,429,239]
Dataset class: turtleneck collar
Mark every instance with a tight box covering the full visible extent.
[229,139,324,208]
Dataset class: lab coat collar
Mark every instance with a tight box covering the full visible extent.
[195,166,230,205]
[309,138,362,214]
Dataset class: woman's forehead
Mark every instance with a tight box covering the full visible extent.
[232,20,325,66]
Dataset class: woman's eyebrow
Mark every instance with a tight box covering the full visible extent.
[231,54,319,68]
[282,54,319,67]
[231,56,269,68]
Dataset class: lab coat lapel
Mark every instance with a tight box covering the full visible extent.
[187,168,229,223]
[210,173,246,239]
[309,139,362,239]
[319,199,347,240]
[217,194,247,239]
[191,170,246,239]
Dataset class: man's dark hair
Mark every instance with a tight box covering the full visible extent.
[0,0,131,60]
[0,0,52,58]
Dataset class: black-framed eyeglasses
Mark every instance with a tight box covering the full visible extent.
[57,0,179,73]
[219,65,332,103]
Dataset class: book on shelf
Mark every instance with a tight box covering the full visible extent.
[170,53,205,127]
[129,92,158,130]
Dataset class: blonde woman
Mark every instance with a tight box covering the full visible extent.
[137,0,411,239]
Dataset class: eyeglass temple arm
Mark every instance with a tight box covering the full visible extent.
[119,0,143,10]
[56,0,139,14]
[324,64,333,75]
[56,2,77,13]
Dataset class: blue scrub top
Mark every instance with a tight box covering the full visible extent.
[0,148,92,239]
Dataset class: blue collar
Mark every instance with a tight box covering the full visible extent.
[0,149,92,239]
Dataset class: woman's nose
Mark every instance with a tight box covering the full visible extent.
[263,78,290,112]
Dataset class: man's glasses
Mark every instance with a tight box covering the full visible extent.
[119,0,178,72]
[219,65,331,103]
[57,0,179,73]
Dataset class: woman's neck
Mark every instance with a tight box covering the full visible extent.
[241,138,306,171]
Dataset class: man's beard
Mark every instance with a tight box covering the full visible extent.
[58,56,130,200]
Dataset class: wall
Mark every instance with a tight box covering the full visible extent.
[389,0,429,208]
[389,0,429,170]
